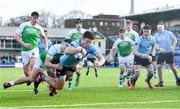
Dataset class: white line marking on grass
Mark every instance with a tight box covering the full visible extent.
[1,100,180,108]
[0,89,33,93]
[0,90,32,93]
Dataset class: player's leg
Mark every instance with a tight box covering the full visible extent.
[145,64,154,89]
[86,60,91,76]
[155,53,165,87]
[91,58,98,77]
[123,55,134,87]
[130,64,140,90]
[118,60,126,88]
[46,68,57,96]
[75,60,84,87]
[3,67,40,89]
[94,66,98,77]
[166,52,180,86]
[130,56,141,90]
[86,66,90,76]
[125,59,134,87]
[152,55,157,79]
[22,48,39,85]
[41,74,64,90]
[32,57,45,94]
[41,68,70,91]
[67,74,73,90]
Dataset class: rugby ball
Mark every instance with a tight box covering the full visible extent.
[74,53,83,60]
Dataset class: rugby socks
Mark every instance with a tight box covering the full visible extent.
[153,66,157,76]
[68,78,72,88]
[94,67,98,77]
[119,73,124,85]
[146,73,153,82]
[130,76,138,85]
[10,81,15,86]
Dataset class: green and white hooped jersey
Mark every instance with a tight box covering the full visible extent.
[126,29,139,42]
[16,21,44,51]
[66,28,86,41]
[46,44,64,64]
[113,37,135,57]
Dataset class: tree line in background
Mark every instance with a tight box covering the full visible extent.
[0,10,92,28]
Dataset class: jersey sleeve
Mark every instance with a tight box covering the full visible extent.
[65,30,73,39]
[16,22,26,35]
[134,37,141,49]
[167,31,175,39]
[38,26,45,37]
[70,40,80,48]
[112,39,119,49]
[87,44,99,57]
[46,45,58,60]
[128,37,135,46]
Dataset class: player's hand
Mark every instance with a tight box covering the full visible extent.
[23,43,32,49]
[93,61,100,67]
[76,46,83,52]
[159,48,165,53]
[55,64,63,70]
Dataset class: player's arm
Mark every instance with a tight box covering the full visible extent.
[109,48,116,62]
[41,33,48,51]
[44,57,62,70]
[171,34,177,53]
[45,45,62,70]
[64,46,83,55]
[94,53,105,67]
[109,40,118,62]
[155,44,165,53]
[14,24,32,49]
[14,33,23,45]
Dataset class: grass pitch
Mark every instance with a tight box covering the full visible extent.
[0,67,180,108]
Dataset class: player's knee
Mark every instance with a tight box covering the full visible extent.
[29,77,34,83]
[157,64,163,69]
[134,66,140,72]
[127,67,134,74]
[76,72,81,76]
[147,67,153,73]
[57,86,63,90]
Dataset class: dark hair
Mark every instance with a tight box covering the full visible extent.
[126,19,132,24]
[143,24,152,30]
[119,28,125,33]
[83,31,95,40]
[44,29,48,32]
[75,18,82,24]
[63,39,72,43]
[31,11,39,17]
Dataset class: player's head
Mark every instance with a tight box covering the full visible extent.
[31,11,39,25]
[157,23,164,33]
[82,31,95,48]
[75,18,83,30]
[61,39,71,52]
[143,24,152,36]
[126,19,133,31]
[63,39,71,45]
[119,28,126,38]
